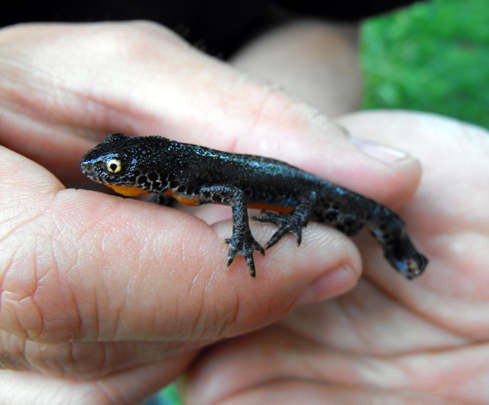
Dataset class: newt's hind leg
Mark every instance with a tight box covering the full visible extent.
[252,191,316,249]
[200,185,265,278]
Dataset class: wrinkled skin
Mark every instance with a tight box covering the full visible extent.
[0,21,488,405]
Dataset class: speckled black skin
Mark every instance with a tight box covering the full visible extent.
[81,133,428,278]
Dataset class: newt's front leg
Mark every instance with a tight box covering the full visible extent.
[200,185,265,278]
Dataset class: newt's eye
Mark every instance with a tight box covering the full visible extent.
[106,158,122,173]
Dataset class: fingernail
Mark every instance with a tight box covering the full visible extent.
[296,265,357,305]
[350,137,408,164]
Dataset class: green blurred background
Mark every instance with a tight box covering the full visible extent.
[155,0,488,403]
[362,0,489,128]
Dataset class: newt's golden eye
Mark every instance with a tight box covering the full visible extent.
[106,158,122,173]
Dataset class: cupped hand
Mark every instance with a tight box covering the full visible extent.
[184,112,489,405]
[0,22,423,404]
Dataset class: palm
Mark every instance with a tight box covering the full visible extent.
[186,112,489,404]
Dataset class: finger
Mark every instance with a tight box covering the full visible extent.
[229,20,363,117]
[338,110,489,232]
[0,337,197,404]
[0,22,420,205]
[0,146,362,346]
[0,329,198,379]
[184,325,487,405]
[338,111,489,338]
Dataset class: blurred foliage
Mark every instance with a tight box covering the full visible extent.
[361,0,489,128]
[157,384,181,405]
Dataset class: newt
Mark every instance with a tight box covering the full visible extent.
[80,133,428,279]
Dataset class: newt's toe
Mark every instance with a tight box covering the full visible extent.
[222,234,264,277]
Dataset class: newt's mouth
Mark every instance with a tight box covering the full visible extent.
[79,160,96,180]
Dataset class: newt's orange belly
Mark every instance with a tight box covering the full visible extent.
[107,185,292,213]
[165,190,202,206]
[247,203,292,214]
[107,185,149,197]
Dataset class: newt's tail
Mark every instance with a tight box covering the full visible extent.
[367,206,428,279]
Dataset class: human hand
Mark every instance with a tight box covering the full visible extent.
[0,22,422,403]
[184,112,489,404]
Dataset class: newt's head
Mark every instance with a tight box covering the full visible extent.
[80,133,173,196]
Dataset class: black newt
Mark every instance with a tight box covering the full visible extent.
[80,133,428,279]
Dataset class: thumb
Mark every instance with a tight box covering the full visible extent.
[0,21,421,207]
